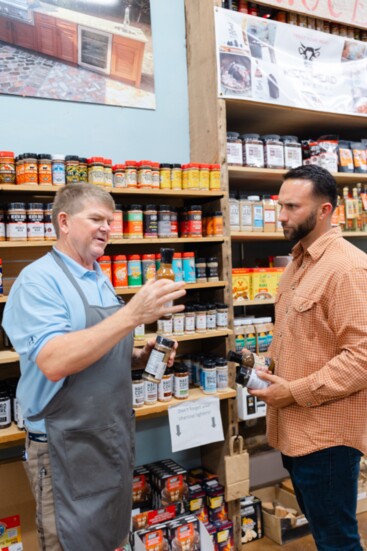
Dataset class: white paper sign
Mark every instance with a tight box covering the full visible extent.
[168,397,224,453]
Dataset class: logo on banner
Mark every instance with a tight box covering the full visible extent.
[298,43,321,62]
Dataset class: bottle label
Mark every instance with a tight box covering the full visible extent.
[0,398,11,426]
[247,370,270,390]
[144,349,166,381]
[144,380,157,403]
[253,354,273,371]
[185,315,195,333]
[158,376,173,401]
[133,382,144,406]
[203,370,217,393]
[196,313,207,331]
[216,311,228,328]
[216,368,228,390]
[207,313,216,330]
[174,375,189,398]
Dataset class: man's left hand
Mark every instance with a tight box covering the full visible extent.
[248,372,296,408]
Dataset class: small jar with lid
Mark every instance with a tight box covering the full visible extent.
[104,158,113,187]
[27,203,45,241]
[173,312,185,336]
[182,252,196,283]
[132,371,145,408]
[88,157,105,186]
[184,305,196,334]
[137,160,152,189]
[202,359,217,394]
[216,357,229,392]
[37,154,52,185]
[195,258,207,282]
[262,135,285,169]
[151,162,160,189]
[199,164,210,190]
[206,304,217,331]
[170,207,178,238]
[78,157,88,183]
[23,153,38,185]
[0,151,15,184]
[112,255,127,288]
[160,163,171,189]
[0,388,11,429]
[158,205,172,238]
[15,155,24,185]
[125,161,138,188]
[144,379,158,405]
[216,303,228,328]
[142,335,176,384]
[206,257,219,281]
[113,164,126,188]
[212,211,224,236]
[173,364,189,400]
[142,254,156,283]
[65,155,80,184]
[110,204,123,239]
[98,255,112,283]
[280,136,302,169]
[187,163,200,190]
[158,367,173,402]
[171,164,182,190]
[127,254,142,287]
[157,317,173,336]
[229,193,240,231]
[143,205,158,238]
[126,205,143,238]
[6,203,27,241]
[241,134,264,168]
[209,164,221,190]
[44,203,56,240]
[134,324,145,340]
[195,305,207,333]
[187,205,202,237]
[172,252,183,282]
[227,132,243,166]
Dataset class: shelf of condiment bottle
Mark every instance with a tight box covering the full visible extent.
[228,166,367,186]
[233,298,275,307]
[0,423,25,446]
[0,236,227,248]
[0,184,225,198]
[116,281,228,295]
[231,231,367,241]
[134,329,233,348]
[134,387,236,418]
[0,350,20,364]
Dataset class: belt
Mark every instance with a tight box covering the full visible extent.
[28,432,48,443]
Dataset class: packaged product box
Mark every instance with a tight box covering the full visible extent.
[251,268,274,300]
[213,520,234,551]
[232,268,252,301]
[237,384,267,421]
[270,267,285,297]
[357,473,367,514]
[205,481,228,524]
[132,505,179,532]
[254,485,309,544]
[135,524,169,551]
[133,467,152,511]
[166,514,201,551]
[188,468,218,486]
[188,484,209,525]
[240,495,263,545]
[0,515,23,551]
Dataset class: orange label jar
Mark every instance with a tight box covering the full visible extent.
[187,205,202,237]
[126,205,143,238]
[15,155,24,185]
[212,211,224,236]
[104,158,113,187]
[151,162,160,189]
[0,151,15,184]
[112,255,128,288]
[125,161,138,188]
[38,154,52,185]
[210,164,221,190]
[110,204,123,239]
[98,255,112,283]
[137,160,152,189]
[23,153,38,185]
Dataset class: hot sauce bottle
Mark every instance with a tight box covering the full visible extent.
[156,248,175,319]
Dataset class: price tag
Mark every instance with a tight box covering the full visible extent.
[168,397,224,453]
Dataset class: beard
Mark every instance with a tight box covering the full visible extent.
[282,209,317,241]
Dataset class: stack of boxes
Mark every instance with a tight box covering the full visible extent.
[232,267,285,302]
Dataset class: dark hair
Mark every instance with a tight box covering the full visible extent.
[283,165,337,211]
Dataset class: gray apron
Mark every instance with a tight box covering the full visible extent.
[29,249,135,551]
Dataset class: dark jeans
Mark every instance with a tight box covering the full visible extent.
[282,446,363,551]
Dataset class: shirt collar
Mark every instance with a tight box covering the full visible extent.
[291,227,342,262]
[52,247,102,279]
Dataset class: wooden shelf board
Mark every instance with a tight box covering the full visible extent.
[0,236,227,248]
[0,423,25,445]
[231,231,367,241]
[0,350,19,364]
[228,166,367,186]
[134,329,233,347]
[234,298,275,306]
[134,387,236,418]
[116,281,228,295]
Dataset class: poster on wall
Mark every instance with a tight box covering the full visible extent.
[0,0,155,110]
[215,6,367,116]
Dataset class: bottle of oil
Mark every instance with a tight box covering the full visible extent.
[156,248,175,318]
[343,186,356,231]
[227,350,275,372]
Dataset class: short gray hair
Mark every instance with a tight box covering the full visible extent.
[52,183,115,238]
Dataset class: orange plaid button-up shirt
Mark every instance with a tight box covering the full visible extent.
[267,227,367,456]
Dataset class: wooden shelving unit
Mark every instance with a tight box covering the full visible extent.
[228,166,367,186]
[0,423,25,446]
[231,231,367,241]
[234,298,275,307]
[134,329,233,347]
[0,350,20,365]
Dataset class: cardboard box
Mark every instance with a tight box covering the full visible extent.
[254,486,310,545]
[0,515,23,551]
[240,496,264,545]
[232,268,252,302]
[357,477,367,514]
[237,384,267,421]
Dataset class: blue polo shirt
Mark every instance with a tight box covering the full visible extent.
[2,248,120,433]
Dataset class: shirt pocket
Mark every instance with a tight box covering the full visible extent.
[290,295,317,340]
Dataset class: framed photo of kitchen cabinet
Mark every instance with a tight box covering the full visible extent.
[0,0,155,109]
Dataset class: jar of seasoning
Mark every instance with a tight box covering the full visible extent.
[212,211,224,236]
[142,254,156,283]
[0,388,11,429]
[126,205,143,238]
[151,162,160,189]
[172,252,183,282]
[110,204,123,239]
[158,205,172,238]
[144,379,157,405]
[65,155,80,184]
[262,135,285,169]
[173,312,185,336]
[188,205,202,237]
[249,195,263,232]
[27,203,44,241]
[227,132,243,166]
[125,161,138,188]
[241,134,264,168]
[182,164,188,189]
[191,355,201,387]
[171,164,182,190]
[263,195,276,232]
[157,317,173,336]
[104,158,113,187]
[112,255,128,288]
[98,255,112,282]
[137,160,152,189]
[195,258,207,282]
[209,164,221,190]
[0,208,5,242]
[158,367,173,402]
[37,154,52,185]
[182,252,196,283]
[195,305,207,333]
[132,371,144,408]
[15,155,24,185]
[173,364,189,400]
[187,163,200,190]
[281,136,302,169]
[202,359,217,394]
[143,205,158,238]
[207,257,219,281]
[88,157,105,186]
[44,203,56,241]
[0,151,15,184]
[170,207,178,238]
[199,164,210,190]
[229,193,240,231]
[216,358,228,392]
[142,335,175,384]
[216,303,228,328]
[127,254,142,287]
[134,324,145,340]
[113,164,126,188]
[184,305,196,334]
[23,153,38,185]
[206,304,217,331]
[180,207,189,237]
[6,203,27,241]
[160,163,171,189]
[79,158,88,183]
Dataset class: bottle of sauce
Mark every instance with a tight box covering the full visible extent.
[227,350,275,372]
[156,248,175,319]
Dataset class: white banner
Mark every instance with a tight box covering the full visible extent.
[215,7,367,116]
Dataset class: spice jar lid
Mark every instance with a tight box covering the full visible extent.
[227,132,240,138]
[129,204,142,210]
[104,158,113,165]
[189,205,202,211]
[211,164,221,169]
[145,204,157,210]
[261,134,281,140]
[0,151,14,157]
[174,364,188,374]
[65,155,79,161]
[79,157,88,164]
[89,157,104,163]
[27,203,44,209]
[206,257,218,263]
[182,252,195,257]
[52,154,65,161]
[98,255,111,261]
[160,163,171,168]
[184,304,194,312]
[156,335,175,348]
[213,211,223,216]
[206,303,216,310]
[125,160,138,166]
[8,202,26,209]
[46,203,54,209]
[216,357,227,366]
[203,358,216,368]
[216,303,228,309]
[240,133,261,140]
[194,304,207,312]
[159,205,170,210]
[196,258,206,263]
[112,255,126,261]
[23,153,38,158]
[132,371,143,381]
[142,254,155,260]
[127,254,141,260]
[114,204,122,210]
[171,163,182,169]
[173,252,182,258]
[37,154,52,160]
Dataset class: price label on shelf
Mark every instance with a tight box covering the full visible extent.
[168,397,224,452]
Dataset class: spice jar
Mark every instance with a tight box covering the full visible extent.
[98,255,112,282]
[151,162,160,189]
[0,388,11,429]
[0,151,15,184]
[212,211,224,236]
[15,155,24,185]
[158,367,173,402]
[126,205,143,238]
[202,359,217,394]
[216,303,228,328]
[184,305,196,334]
[104,158,113,187]
[171,164,182,190]
[262,135,285,169]
[173,364,189,400]
[27,203,44,241]
[160,163,171,189]
[78,158,88,183]
[210,164,221,190]
[144,379,158,405]
[44,203,56,241]
[127,254,142,287]
[182,252,196,283]
[113,164,126,188]
[241,134,264,168]
[172,252,183,282]
[6,202,27,241]
[112,255,128,288]
[142,335,175,384]
[216,357,229,392]
[199,164,210,190]
[142,254,156,283]
[281,136,302,169]
[187,163,200,190]
[195,258,207,282]
[180,207,189,237]
[229,194,240,231]
[137,160,152,189]
[207,257,219,281]
[88,157,105,186]
[170,207,178,238]
[134,324,145,340]
[110,204,123,239]
[157,317,173,336]
[158,205,172,238]
[195,305,207,333]
[143,204,158,238]
[23,153,38,185]
[65,155,80,184]
[227,132,243,166]
[132,371,144,408]
[37,154,52,185]
[206,304,217,331]
[125,160,138,188]
[52,154,66,185]
[187,205,202,237]
[173,312,185,336]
